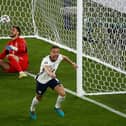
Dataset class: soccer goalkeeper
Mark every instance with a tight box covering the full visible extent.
[0,26,28,78]
[30,46,77,120]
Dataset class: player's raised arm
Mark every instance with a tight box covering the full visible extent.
[44,65,56,78]
[39,57,56,79]
[62,55,77,69]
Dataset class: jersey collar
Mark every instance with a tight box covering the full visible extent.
[49,55,59,62]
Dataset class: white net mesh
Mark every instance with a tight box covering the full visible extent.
[83,0,126,70]
[0,0,34,36]
[34,0,77,49]
[83,0,126,95]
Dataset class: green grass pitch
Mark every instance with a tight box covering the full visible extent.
[0,38,126,126]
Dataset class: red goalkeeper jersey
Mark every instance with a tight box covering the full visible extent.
[0,37,29,64]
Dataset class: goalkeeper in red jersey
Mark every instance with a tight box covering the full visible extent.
[0,26,29,78]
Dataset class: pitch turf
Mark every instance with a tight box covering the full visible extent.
[0,39,126,126]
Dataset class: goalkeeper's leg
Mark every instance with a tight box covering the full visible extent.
[7,54,27,78]
[0,54,26,78]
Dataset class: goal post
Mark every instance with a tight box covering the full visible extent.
[76,0,84,96]
[1,0,126,95]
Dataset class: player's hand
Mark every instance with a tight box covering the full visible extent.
[5,45,18,51]
[6,45,13,51]
[49,72,56,78]
[72,62,78,69]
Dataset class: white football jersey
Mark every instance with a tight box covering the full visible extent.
[36,54,63,84]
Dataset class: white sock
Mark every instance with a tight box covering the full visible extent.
[55,95,65,109]
[30,96,39,112]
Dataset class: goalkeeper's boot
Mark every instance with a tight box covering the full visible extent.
[29,111,37,120]
[19,72,27,79]
[54,107,64,117]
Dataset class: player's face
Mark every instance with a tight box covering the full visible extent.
[50,48,60,61]
[10,27,19,38]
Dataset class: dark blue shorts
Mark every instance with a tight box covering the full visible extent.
[36,79,60,96]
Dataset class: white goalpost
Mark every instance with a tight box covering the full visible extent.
[76,0,84,96]
[1,0,126,96]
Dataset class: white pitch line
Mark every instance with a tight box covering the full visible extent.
[25,71,36,78]
[26,71,126,118]
[65,88,126,118]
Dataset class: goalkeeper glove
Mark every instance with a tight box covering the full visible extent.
[6,45,18,51]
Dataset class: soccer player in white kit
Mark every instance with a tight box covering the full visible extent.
[30,46,77,120]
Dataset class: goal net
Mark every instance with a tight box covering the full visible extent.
[0,0,34,37]
[1,0,126,95]
[83,0,126,95]
[34,0,77,50]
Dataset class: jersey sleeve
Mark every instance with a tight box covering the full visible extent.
[39,57,49,72]
[58,54,63,62]
[0,50,7,59]
[0,41,11,59]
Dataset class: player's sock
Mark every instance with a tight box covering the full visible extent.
[30,96,39,112]
[8,55,22,72]
[54,96,65,117]
[55,95,65,109]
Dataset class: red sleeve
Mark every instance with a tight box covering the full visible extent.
[0,50,7,59]
[17,38,27,53]
[0,41,11,59]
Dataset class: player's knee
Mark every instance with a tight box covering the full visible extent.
[7,55,14,60]
[7,54,19,62]
[0,59,4,65]
[60,91,66,97]
[7,54,14,58]
[36,95,42,101]
[0,59,3,63]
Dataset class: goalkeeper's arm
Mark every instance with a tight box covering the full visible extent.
[0,50,7,59]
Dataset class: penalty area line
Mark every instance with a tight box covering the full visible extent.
[26,71,126,119]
